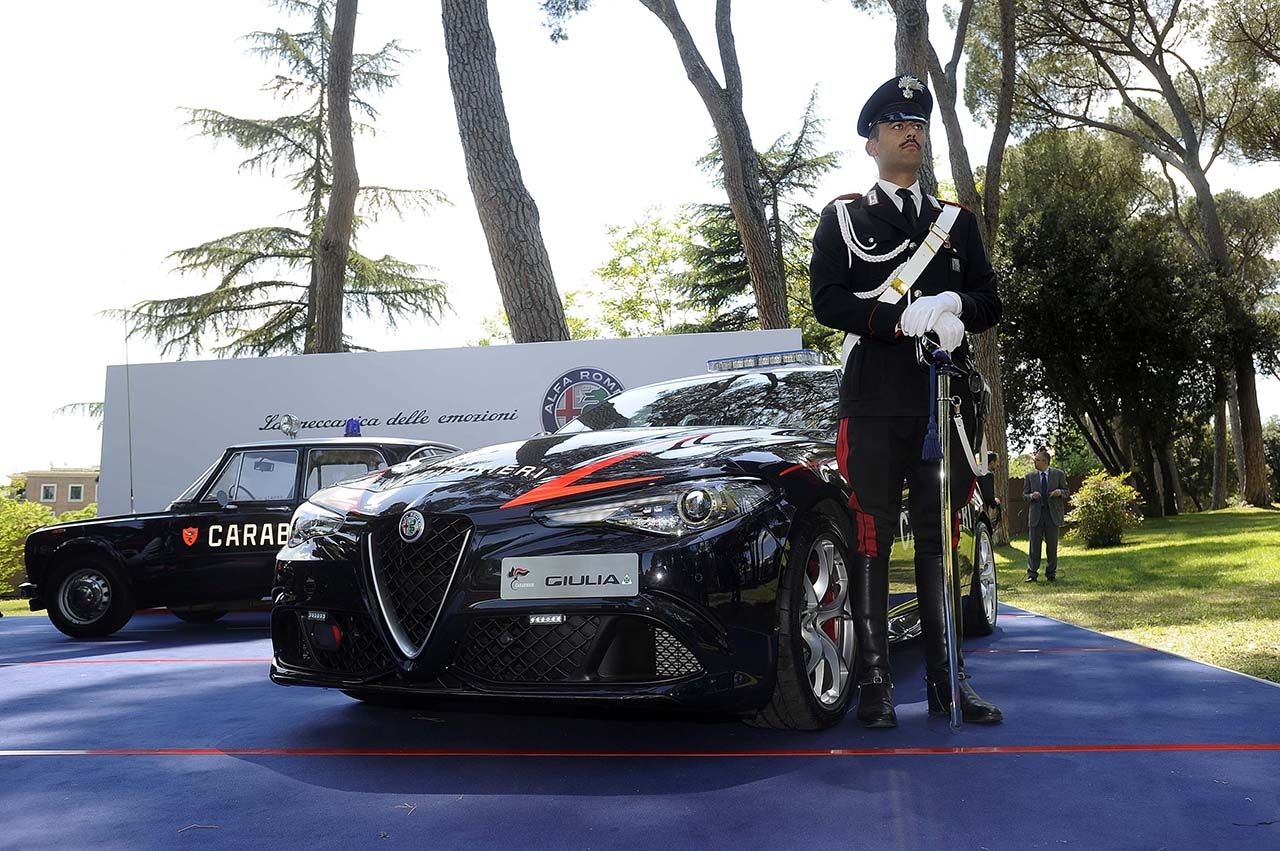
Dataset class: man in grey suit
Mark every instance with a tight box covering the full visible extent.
[1024,449,1069,582]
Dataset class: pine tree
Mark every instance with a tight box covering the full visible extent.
[116,0,448,357]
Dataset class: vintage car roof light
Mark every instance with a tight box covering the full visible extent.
[344,418,362,437]
[706,349,824,372]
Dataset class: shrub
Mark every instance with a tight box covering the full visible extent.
[0,498,58,595]
[1066,471,1143,547]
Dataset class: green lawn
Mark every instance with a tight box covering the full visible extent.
[996,507,1280,683]
[1,598,43,618]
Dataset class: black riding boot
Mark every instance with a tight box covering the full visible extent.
[852,553,897,728]
[916,551,1003,724]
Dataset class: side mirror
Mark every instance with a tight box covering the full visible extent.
[216,489,230,508]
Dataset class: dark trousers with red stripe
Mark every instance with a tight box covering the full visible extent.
[837,415,977,680]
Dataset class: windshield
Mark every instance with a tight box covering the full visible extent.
[558,369,840,434]
[172,460,221,504]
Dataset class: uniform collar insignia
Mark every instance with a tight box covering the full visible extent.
[898,75,924,99]
[867,187,880,205]
[926,194,942,210]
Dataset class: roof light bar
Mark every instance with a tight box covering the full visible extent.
[706,349,824,372]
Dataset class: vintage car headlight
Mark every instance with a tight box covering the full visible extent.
[534,478,773,537]
[287,501,344,547]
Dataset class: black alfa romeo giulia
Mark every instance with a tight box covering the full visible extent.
[270,354,999,730]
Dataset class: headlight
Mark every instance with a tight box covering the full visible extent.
[534,478,773,537]
[287,501,343,547]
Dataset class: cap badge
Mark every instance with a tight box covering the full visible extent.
[897,75,924,99]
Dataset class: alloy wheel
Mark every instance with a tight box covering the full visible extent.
[978,527,998,625]
[800,536,855,706]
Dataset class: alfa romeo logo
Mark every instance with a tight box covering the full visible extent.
[398,509,426,543]
[541,367,624,432]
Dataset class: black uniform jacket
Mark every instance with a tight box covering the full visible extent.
[809,185,1001,418]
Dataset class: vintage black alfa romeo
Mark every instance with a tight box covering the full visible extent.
[21,437,456,638]
[270,355,999,730]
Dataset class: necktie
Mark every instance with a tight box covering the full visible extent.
[897,188,917,231]
[1040,471,1049,497]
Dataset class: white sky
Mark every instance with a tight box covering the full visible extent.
[2,0,1277,483]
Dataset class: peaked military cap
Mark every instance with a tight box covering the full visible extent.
[858,74,933,138]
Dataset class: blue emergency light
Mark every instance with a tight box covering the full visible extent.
[706,349,825,372]
[344,418,361,437]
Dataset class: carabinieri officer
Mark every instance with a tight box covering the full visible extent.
[809,74,1003,727]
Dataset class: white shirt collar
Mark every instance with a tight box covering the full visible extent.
[877,179,922,214]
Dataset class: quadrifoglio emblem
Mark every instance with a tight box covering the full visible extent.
[398,509,426,543]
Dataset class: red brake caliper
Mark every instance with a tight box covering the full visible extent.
[808,553,840,641]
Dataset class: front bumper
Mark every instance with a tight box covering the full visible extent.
[270,506,788,712]
[17,583,44,611]
[269,603,752,710]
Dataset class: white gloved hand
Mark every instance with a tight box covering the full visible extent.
[932,312,965,352]
[899,291,963,337]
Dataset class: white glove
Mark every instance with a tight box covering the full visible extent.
[899,291,963,337]
[932,312,966,351]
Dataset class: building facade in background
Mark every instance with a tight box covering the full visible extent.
[13,467,99,515]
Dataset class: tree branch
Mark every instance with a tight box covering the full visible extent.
[714,0,743,105]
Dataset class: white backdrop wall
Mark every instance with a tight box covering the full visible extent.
[99,330,802,514]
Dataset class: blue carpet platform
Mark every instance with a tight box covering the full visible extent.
[1,605,1277,850]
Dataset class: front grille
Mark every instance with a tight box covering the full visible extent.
[276,610,394,677]
[369,514,472,657]
[454,615,600,683]
[452,616,703,684]
[654,627,703,678]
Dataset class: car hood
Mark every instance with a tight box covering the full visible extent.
[26,511,175,539]
[313,426,823,517]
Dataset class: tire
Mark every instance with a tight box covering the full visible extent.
[46,557,135,639]
[171,609,228,624]
[964,522,998,637]
[747,504,857,731]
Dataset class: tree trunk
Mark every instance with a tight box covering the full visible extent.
[1151,450,1167,517]
[974,334,1010,542]
[309,0,359,354]
[638,0,788,329]
[1184,165,1271,506]
[1211,370,1229,509]
[1228,371,1247,498]
[893,0,937,197]
[442,0,570,343]
[1162,441,1184,515]
[1233,355,1272,505]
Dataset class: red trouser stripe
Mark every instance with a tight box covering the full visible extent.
[849,488,877,558]
[837,418,877,557]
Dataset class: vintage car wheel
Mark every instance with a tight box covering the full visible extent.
[963,522,998,637]
[46,557,135,639]
[171,609,228,624]
[748,504,857,730]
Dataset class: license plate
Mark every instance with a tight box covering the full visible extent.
[500,554,639,600]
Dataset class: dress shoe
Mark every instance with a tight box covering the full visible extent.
[926,674,1004,724]
[1047,575,1057,583]
[1024,574,1038,583]
[856,672,898,728]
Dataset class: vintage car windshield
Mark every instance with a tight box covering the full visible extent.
[558,369,840,434]
[172,460,221,504]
